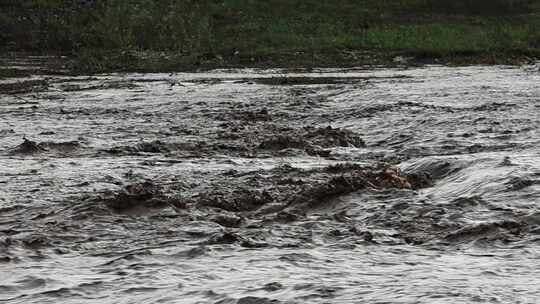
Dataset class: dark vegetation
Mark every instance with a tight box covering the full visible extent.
[1,0,539,72]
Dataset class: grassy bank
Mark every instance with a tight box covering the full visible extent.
[1,0,539,73]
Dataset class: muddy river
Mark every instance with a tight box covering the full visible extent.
[1,64,539,303]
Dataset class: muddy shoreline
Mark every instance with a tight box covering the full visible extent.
[1,51,537,78]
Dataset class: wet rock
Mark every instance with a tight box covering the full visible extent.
[324,162,366,173]
[38,131,55,135]
[313,286,342,298]
[376,167,415,189]
[0,255,12,263]
[258,135,308,151]
[309,149,332,157]
[305,126,366,148]
[9,138,47,154]
[209,213,244,228]
[288,166,413,210]
[133,140,170,153]
[287,175,367,210]
[351,227,374,242]
[102,181,180,211]
[186,163,424,226]
[9,138,81,155]
[39,140,81,153]
[213,143,249,153]
[236,296,278,304]
[22,235,50,249]
[262,282,284,292]
[240,238,268,248]
[273,210,301,222]
[258,126,365,154]
[405,171,433,189]
[499,156,514,166]
[443,220,525,243]
[102,140,229,157]
[276,178,305,186]
[233,108,272,121]
[101,140,172,155]
[195,190,274,212]
[205,231,241,245]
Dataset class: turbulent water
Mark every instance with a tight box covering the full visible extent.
[1,64,540,303]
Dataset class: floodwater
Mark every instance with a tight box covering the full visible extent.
[1,64,540,303]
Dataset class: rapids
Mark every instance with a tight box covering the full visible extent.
[1,64,539,303]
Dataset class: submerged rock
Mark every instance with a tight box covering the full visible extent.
[40,140,81,153]
[235,296,278,304]
[305,126,366,148]
[443,220,525,243]
[287,166,414,211]
[102,181,183,211]
[205,230,242,245]
[258,135,308,151]
[209,213,244,228]
[9,138,46,154]
[195,189,274,212]
[257,126,365,157]
[9,138,81,155]
[133,140,170,153]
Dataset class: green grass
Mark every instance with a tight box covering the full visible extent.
[1,0,539,72]
[211,1,539,55]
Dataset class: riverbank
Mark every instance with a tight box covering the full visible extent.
[1,0,539,74]
[1,49,537,81]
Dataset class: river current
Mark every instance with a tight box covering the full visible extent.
[1,64,539,303]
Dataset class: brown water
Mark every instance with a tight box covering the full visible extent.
[1,64,540,303]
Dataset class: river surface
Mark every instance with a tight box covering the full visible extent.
[1,64,540,303]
